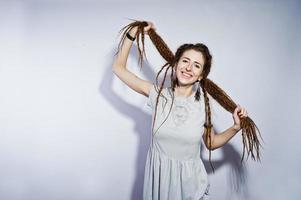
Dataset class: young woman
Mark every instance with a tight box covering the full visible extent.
[113,20,262,200]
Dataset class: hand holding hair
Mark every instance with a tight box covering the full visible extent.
[233,104,248,131]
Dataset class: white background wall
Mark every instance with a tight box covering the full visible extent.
[0,0,300,199]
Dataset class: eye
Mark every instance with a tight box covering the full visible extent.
[182,59,188,63]
[195,64,201,68]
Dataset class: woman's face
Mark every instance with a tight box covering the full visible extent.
[175,49,205,86]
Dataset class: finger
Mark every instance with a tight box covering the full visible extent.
[239,112,243,118]
[233,107,238,115]
[236,107,241,114]
[234,109,240,118]
[240,108,248,117]
[241,107,246,115]
[238,108,244,117]
[234,108,240,117]
[145,22,151,28]
[242,108,246,115]
[242,108,247,117]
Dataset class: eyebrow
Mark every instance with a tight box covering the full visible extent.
[182,57,203,66]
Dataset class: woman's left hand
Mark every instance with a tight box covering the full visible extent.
[232,104,248,130]
[144,21,156,34]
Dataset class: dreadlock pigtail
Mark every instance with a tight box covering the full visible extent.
[195,81,201,101]
[148,29,175,64]
[155,63,169,88]
[136,24,149,67]
[116,19,150,68]
[203,78,263,162]
[201,79,215,172]
[240,117,262,162]
[169,67,175,108]
[151,63,168,137]
[170,64,175,90]
[152,65,173,137]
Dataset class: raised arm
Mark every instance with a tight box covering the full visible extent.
[112,22,155,97]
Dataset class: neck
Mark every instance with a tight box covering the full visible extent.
[174,85,194,97]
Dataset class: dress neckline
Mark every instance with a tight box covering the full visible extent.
[167,87,196,101]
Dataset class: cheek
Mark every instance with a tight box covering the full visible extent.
[175,71,182,79]
[193,68,203,77]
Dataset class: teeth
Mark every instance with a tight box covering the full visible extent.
[182,72,192,78]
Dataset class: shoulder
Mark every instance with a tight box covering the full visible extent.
[148,84,170,97]
[147,85,169,109]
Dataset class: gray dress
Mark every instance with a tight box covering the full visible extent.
[143,85,210,200]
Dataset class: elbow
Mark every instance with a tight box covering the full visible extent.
[203,136,217,151]
[210,146,218,151]
[204,142,218,151]
[112,64,126,75]
[205,145,217,151]
[112,64,118,74]
[112,64,121,75]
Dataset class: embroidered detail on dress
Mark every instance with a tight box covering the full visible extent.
[172,100,190,127]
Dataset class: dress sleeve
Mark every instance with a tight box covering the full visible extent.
[147,84,157,109]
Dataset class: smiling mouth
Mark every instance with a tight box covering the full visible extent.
[181,71,192,78]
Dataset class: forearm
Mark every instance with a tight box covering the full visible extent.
[211,125,241,150]
[113,27,138,70]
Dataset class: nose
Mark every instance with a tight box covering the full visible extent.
[186,63,192,71]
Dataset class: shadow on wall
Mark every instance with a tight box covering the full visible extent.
[201,128,250,199]
[99,45,155,200]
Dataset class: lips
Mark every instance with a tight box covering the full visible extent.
[181,71,193,78]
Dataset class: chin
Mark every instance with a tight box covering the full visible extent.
[177,78,196,86]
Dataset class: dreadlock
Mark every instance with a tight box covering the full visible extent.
[116,19,263,172]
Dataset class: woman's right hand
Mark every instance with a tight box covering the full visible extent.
[129,21,155,36]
